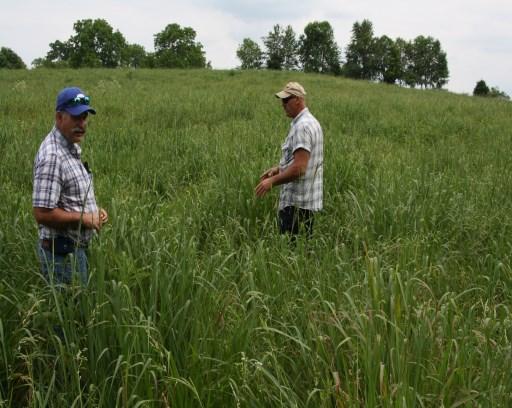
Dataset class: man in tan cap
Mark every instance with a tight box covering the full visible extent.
[255,81,323,237]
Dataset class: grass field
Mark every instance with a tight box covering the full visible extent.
[1,68,512,407]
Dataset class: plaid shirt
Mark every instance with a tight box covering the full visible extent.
[33,127,98,244]
[279,108,323,211]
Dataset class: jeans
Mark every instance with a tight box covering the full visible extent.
[37,242,89,285]
[278,206,314,238]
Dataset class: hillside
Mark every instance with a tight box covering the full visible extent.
[1,69,512,406]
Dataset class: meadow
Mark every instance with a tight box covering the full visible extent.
[1,68,512,407]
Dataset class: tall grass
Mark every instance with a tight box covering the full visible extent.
[1,68,512,406]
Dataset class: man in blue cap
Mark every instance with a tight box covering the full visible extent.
[33,87,108,285]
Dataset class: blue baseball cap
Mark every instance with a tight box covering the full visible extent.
[56,87,96,115]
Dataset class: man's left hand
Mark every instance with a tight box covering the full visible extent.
[255,178,273,198]
[99,208,109,225]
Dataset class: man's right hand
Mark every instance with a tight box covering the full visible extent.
[260,166,279,180]
[82,212,102,232]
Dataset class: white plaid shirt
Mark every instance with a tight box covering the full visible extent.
[33,127,98,244]
[279,108,323,211]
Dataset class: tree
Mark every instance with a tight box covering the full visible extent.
[473,80,490,96]
[488,86,510,100]
[154,23,206,68]
[298,21,341,74]
[373,35,402,84]
[281,26,299,70]
[408,36,448,89]
[121,44,149,68]
[237,38,263,69]
[263,25,285,70]
[0,47,26,69]
[262,25,299,70]
[68,19,127,68]
[344,20,377,80]
[38,19,127,68]
[394,38,415,87]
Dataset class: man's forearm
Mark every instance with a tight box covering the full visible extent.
[270,163,304,187]
[33,207,88,230]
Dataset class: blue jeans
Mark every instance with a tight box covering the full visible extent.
[278,206,314,237]
[37,242,88,285]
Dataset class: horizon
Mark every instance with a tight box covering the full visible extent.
[1,0,511,97]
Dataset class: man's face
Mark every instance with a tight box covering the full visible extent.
[281,95,302,118]
[56,111,89,143]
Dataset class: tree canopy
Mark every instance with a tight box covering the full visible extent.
[344,19,376,80]
[0,47,26,69]
[154,23,207,68]
[299,21,341,74]
[262,25,299,70]
[236,38,263,69]
[33,20,207,69]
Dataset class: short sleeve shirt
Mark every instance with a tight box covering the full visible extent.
[279,108,323,211]
[33,127,98,244]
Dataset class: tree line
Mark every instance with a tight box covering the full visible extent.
[473,80,510,100]
[1,18,509,98]
[237,19,449,89]
[27,19,209,69]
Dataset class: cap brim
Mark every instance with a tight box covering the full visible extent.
[275,91,292,99]
[63,105,96,115]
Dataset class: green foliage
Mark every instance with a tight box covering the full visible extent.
[474,80,490,96]
[489,86,510,100]
[373,35,402,84]
[408,35,449,89]
[34,19,128,68]
[344,19,376,80]
[262,25,299,71]
[121,43,151,68]
[344,21,449,89]
[236,38,264,69]
[0,47,26,69]
[2,69,512,406]
[298,21,341,74]
[154,23,206,68]
[474,81,510,100]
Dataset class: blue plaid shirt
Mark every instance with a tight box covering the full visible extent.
[279,108,323,211]
[33,127,98,244]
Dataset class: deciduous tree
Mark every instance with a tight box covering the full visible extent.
[473,80,490,96]
[236,38,263,69]
[299,21,341,74]
[0,47,26,69]
[154,23,206,68]
[344,19,376,80]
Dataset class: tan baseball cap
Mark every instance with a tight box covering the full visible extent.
[275,82,307,99]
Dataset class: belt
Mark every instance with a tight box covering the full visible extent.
[40,238,88,250]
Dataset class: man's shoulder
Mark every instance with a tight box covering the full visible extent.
[35,131,62,162]
[293,111,322,133]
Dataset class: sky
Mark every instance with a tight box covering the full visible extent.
[1,0,511,96]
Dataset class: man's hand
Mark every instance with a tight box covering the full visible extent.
[99,208,109,225]
[82,208,109,232]
[255,178,273,198]
[260,166,279,180]
[82,212,102,232]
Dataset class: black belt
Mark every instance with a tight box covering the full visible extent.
[40,237,88,252]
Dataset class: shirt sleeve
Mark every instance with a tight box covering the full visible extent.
[291,123,312,154]
[33,153,62,208]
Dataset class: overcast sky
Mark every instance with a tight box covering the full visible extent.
[1,0,511,96]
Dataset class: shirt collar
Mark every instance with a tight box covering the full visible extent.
[52,126,81,158]
[292,107,309,125]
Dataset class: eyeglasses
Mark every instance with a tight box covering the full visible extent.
[282,96,295,105]
[66,95,90,107]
